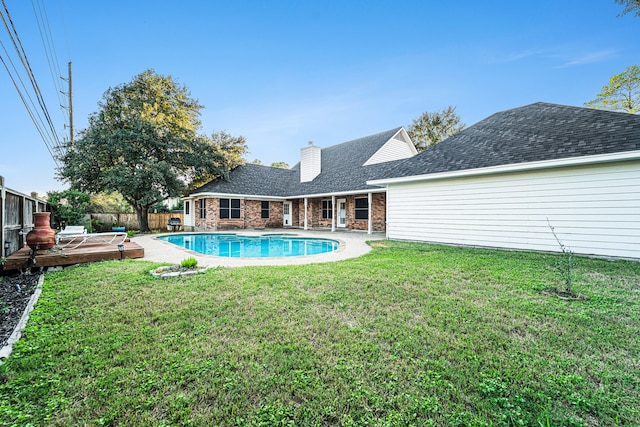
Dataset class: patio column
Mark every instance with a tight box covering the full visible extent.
[368,192,373,235]
[331,195,336,232]
[304,197,308,230]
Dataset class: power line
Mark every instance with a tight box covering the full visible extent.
[0,37,60,165]
[0,0,66,163]
[1,0,63,147]
[0,53,60,166]
[31,0,66,126]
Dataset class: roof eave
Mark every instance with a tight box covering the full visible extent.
[184,192,288,201]
[292,188,387,199]
[185,187,387,200]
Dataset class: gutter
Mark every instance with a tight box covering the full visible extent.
[185,187,386,201]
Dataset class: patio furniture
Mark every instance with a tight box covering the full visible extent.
[56,231,128,250]
[55,226,87,244]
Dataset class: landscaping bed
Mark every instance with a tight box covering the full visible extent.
[0,273,40,349]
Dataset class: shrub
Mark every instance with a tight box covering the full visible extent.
[180,257,198,268]
[547,218,575,296]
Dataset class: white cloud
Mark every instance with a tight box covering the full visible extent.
[560,49,618,67]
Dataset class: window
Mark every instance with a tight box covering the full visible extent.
[185,201,190,215]
[354,197,368,220]
[322,200,333,219]
[220,198,241,219]
[261,201,270,219]
[199,199,206,219]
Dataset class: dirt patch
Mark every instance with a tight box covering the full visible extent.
[0,272,41,347]
[542,288,588,301]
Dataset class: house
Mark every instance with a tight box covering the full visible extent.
[183,127,417,233]
[185,102,640,259]
[369,102,640,259]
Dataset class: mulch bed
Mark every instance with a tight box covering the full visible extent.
[0,272,41,348]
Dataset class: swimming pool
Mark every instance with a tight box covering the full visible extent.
[157,233,340,258]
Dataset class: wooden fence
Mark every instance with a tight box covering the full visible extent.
[1,175,48,258]
[90,212,184,232]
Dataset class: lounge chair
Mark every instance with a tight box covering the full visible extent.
[55,225,87,244]
[56,230,128,250]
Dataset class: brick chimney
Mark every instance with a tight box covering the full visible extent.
[300,141,321,182]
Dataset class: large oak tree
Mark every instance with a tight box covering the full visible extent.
[58,70,243,232]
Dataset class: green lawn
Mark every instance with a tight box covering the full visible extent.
[1,241,639,426]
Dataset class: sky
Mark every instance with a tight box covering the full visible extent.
[0,0,638,196]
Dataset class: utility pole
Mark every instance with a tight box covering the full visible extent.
[68,61,74,149]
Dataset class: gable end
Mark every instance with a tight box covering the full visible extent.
[363,127,417,166]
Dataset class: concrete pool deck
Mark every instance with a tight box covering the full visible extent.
[134,229,386,268]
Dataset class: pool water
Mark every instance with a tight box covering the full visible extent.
[158,234,340,258]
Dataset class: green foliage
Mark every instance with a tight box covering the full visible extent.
[1,244,639,425]
[180,257,198,268]
[615,0,640,16]
[270,161,289,169]
[90,192,133,213]
[250,159,264,165]
[188,130,247,191]
[407,105,466,151]
[169,199,184,211]
[88,218,104,234]
[585,65,640,114]
[46,189,91,228]
[150,202,170,213]
[57,69,233,231]
[547,219,575,295]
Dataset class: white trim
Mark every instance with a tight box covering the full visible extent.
[294,188,386,199]
[187,192,286,201]
[368,150,640,186]
[367,192,372,235]
[283,201,292,227]
[331,195,336,232]
[304,198,308,230]
[336,198,347,228]
[188,188,386,201]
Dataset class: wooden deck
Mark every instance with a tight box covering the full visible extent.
[3,240,144,271]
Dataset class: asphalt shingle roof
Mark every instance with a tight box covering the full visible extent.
[383,102,640,179]
[191,103,640,198]
[192,127,403,197]
[192,164,296,196]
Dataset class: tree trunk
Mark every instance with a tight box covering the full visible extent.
[135,205,151,233]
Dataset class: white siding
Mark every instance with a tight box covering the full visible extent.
[364,133,416,166]
[300,144,322,182]
[386,160,640,259]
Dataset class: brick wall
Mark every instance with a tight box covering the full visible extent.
[244,200,283,228]
[194,198,286,230]
[194,198,219,229]
[193,194,386,231]
[293,193,386,232]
